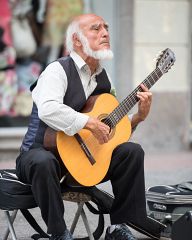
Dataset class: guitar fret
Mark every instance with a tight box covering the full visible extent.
[154,70,159,80]
[112,112,119,123]
[157,68,163,77]
[144,78,151,89]
[152,71,158,83]
[121,103,129,115]
[114,110,121,122]
[147,74,155,87]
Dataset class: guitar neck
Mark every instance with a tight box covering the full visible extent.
[104,67,163,127]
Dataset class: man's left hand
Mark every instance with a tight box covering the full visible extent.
[131,84,152,130]
[136,84,152,121]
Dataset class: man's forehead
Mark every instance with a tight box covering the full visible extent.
[78,14,107,28]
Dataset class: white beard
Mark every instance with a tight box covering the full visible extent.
[78,31,114,60]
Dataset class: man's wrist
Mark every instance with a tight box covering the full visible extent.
[131,113,143,127]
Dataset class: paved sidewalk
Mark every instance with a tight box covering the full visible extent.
[0,150,192,239]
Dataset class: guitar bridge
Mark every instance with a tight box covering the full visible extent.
[74,134,96,165]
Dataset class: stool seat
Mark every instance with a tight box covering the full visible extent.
[62,191,91,202]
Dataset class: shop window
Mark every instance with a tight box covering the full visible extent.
[0,0,83,127]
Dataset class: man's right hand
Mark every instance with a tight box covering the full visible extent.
[84,117,110,144]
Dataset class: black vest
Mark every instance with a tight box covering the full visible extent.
[20,56,111,152]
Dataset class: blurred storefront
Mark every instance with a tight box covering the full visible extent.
[0,0,191,160]
[0,0,83,127]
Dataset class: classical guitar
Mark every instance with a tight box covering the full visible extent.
[44,48,175,186]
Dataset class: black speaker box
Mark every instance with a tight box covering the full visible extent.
[172,211,192,240]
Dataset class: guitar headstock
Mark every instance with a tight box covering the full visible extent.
[156,48,175,74]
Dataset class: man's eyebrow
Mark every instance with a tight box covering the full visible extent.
[90,22,109,29]
[90,23,100,28]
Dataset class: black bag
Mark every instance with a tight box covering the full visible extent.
[171,211,192,240]
[0,169,114,240]
[0,169,37,210]
[146,182,192,223]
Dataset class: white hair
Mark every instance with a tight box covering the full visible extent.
[65,20,80,53]
[65,19,113,60]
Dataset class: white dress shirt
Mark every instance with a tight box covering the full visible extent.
[32,52,112,136]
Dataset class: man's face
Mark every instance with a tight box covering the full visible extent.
[79,15,111,52]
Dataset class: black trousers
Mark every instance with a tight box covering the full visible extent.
[16,142,146,235]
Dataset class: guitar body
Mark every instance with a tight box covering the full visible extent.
[57,93,132,186]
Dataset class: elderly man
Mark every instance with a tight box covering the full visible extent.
[16,14,165,240]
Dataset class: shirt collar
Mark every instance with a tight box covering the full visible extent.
[70,51,103,75]
[70,51,86,70]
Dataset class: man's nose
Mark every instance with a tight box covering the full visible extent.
[101,28,109,38]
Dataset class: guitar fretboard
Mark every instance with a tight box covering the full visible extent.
[103,67,163,128]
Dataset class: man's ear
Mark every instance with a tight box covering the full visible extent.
[73,33,82,47]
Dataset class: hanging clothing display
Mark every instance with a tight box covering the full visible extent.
[0,0,84,122]
[0,1,18,116]
[14,59,42,116]
[0,43,17,116]
[0,0,12,45]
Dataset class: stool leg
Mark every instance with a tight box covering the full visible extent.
[70,202,84,234]
[3,210,17,240]
[80,207,94,240]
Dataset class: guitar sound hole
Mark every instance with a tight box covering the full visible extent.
[101,118,114,132]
